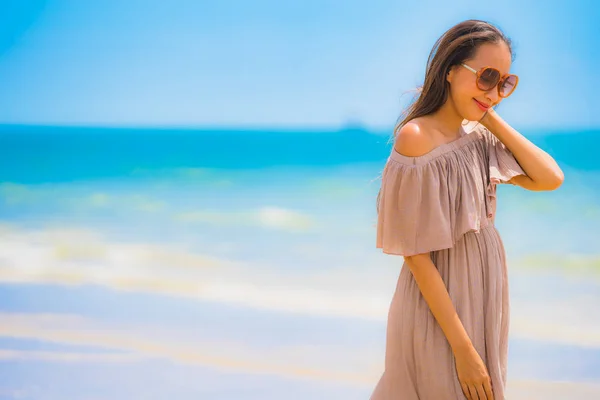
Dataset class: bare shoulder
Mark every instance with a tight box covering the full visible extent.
[393,120,434,157]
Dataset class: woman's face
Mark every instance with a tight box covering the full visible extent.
[447,42,513,121]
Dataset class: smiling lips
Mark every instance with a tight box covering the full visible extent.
[474,98,491,111]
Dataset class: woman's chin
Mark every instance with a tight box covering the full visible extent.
[460,112,481,122]
[463,108,486,122]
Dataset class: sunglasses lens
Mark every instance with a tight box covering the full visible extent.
[500,75,518,97]
[478,68,500,90]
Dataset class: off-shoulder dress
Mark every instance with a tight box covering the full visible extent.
[371,122,527,400]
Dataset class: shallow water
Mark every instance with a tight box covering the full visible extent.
[0,124,598,398]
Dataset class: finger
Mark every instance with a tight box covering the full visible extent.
[468,385,480,400]
[475,383,488,400]
[460,382,471,400]
[484,378,495,400]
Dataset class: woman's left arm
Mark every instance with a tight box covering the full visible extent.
[481,108,565,191]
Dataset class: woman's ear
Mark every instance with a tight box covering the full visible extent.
[446,66,454,84]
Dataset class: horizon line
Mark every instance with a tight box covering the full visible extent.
[0,122,596,134]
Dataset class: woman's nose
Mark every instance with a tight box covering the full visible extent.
[485,87,500,104]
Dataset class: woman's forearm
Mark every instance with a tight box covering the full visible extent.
[405,253,473,355]
[481,108,564,190]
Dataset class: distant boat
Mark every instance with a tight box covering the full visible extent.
[339,118,369,133]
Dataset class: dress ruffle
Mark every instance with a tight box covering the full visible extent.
[482,124,528,223]
[375,122,527,257]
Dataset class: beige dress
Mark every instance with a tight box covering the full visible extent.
[372,122,527,400]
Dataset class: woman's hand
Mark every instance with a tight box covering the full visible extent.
[454,343,494,400]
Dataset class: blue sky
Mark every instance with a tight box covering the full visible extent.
[0,0,597,129]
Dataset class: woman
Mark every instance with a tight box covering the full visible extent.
[371,19,564,400]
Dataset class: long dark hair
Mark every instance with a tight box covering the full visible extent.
[375,19,516,214]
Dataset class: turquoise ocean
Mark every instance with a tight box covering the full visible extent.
[0,124,599,399]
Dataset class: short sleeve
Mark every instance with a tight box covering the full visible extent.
[483,126,528,185]
[375,157,482,257]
